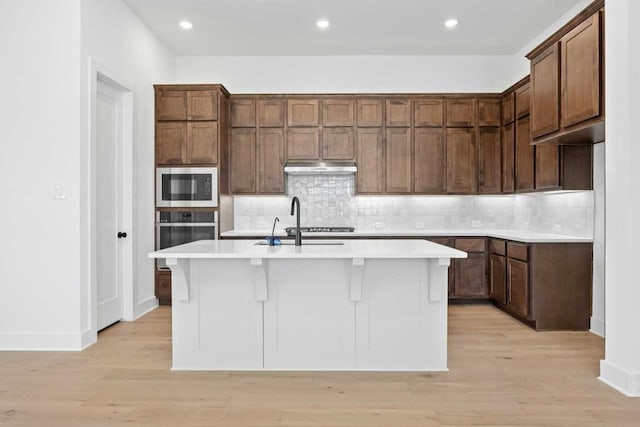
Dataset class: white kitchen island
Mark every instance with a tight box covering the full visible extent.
[149,239,466,371]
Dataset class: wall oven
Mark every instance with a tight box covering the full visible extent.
[156,167,218,208]
[156,211,218,270]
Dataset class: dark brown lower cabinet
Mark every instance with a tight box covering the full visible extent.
[156,270,171,306]
[452,238,488,298]
[507,258,529,317]
[489,254,507,305]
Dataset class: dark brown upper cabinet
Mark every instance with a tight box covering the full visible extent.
[156,122,186,165]
[231,99,256,127]
[478,99,501,127]
[414,99,444,127]
[531,44,560,138]
[258,128,285,194]
[446,98,477,127]
[446,128,477,193]
[356,128,384,194]
[287,128,320,160]
[259,99,285,127]
[414,128,445,194]
[357,99,383,127]
[156,91,187,121]
[186,122,218,165]
[502,122,515,193]
[515,115,534,192]
[323,99,354,127]
[478,127,501,193]
[230,128,256,194]
[187,90,218,120]
[385,128,412,193]
[515,83,531,119]
[288,99,319,127]
[535,144,560,190]
[386,99,411,127]
[322,128,354,160]
[501,92,515,125]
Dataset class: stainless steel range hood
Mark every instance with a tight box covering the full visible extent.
[284,162,357,175]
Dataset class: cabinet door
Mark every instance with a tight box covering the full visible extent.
[357,99,383,127]
[515,116,534,192]
[259,99,285,127]
[386,128,412,193]
[156,90,186,121]
[323,99,354,127]
[502,92,515,125]
[230,129,256,194]
[287,128,320,160]
[561,12,601,128]
[322,128,354,160]
[490,254,507,305]
[454,253,487,297]
[386,99,411,127]
[531,44,560,138]
[356,128,384,193]
[288,99,319,127]
[515,83,531,119]
[507,258,529,318]
[258,128,285,193]
[156,122,186,165]
[187,90,217,120]
[535,144,560,190]
[502,122,515,193]
[187,121,218,165]
[446,128,477,193]
[478,127,501,193]
[414,99,444,127]
[231,99,256,127]
[414,128,445,194]
[446,98,476,127]
[478,99,501,127]
[155,270,171,305]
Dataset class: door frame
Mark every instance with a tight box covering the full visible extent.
[83,57,135,346]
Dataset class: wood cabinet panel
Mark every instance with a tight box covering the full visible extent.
[287,99,319,127]
[230,128,256,194]
[455,238,486,253]
[502,92,515,125]
[414,128,445,194]
[490,239,506,256]
[258,129,285,194]
[535,144,560,190]
[414,99,444,127]
[322,128,354,160]
[385,128,412,193]
[187,121,218,165]
[187,90,218,120]
[323,99,354,127]
[356,128,384,193]
[446,128,477,193]
[156,91,186,121]
[531,45,560,138]
[454,253,487,298]
[478,99,501,127]
[507,242,528,262]
[515,83,531,119]
[287,128,320,160]
[502,122,515,193]
[561,12,601,128]
[446,98,477,127]
[386,99,411,127]
[490,254,507,305]
[155,270,171,305]
[357,99,383,127]
[231,99,256,127]
[478,128,501,193]
[259,99,285,127]
[507,258,529,318]
[156,122,186,165]
[515,116,534,192]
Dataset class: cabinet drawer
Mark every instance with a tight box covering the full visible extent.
[507,242,529,261]
[455,238,486,253]
[489,239,506,255]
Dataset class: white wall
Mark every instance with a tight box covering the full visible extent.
[0,0,83,349]
[591,143,605,337]
[80,0,176,339]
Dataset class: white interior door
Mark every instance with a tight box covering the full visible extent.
[96,79,125,331]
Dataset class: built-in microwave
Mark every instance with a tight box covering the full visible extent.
[156,167,218,208]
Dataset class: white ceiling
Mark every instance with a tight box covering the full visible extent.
[122,0,584,56]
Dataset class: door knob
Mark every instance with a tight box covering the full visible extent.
[117,232,127,238]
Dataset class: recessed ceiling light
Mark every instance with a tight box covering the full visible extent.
[316,19,330,29]
[444,19,458,29]
[180,21,193,30]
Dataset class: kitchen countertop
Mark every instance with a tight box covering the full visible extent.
[220,229,593,243]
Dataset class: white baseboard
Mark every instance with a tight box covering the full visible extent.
[80,328,97,350]
[599,359,640,397]
[590,316,605,337]
[136,296,159,319]
[0,331,84,351]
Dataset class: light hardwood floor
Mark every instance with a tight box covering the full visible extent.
[0,305,637,426]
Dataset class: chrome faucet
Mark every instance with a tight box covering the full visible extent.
[290,196,302,246]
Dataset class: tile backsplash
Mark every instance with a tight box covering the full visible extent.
[233,175,594,237]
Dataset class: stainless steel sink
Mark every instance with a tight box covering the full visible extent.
[254,241,344,246]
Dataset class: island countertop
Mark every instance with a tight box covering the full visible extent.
[149,239,468,260]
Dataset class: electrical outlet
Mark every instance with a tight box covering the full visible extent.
[53,184,65,200]
[375,222,384,229]
[414,221,425,229]
[553,224,562,233]
[471,220,481,228]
